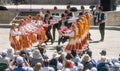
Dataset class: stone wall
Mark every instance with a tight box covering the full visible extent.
[25,0,100,5]
[106,11,120,26]
[0,11,17,24]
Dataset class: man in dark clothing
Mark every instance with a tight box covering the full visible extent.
[57,14,70,45]
[66,5,73,18]
[52,6,59,42]
[44,14,53,44]
[98,7,105,41]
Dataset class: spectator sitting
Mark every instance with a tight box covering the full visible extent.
[38,46,48,59]
[42,59,53,71]
[77,63,84,71]
[97,56,110,71]
[49,53,60,70]
[27,67,34,71]
[7,48,15,61]
[71,50,81,66]
[63,68,70,71]
[63,60,74,70]
[9,56,30,71]
[57,62,63,70]
[0,51,10,65]
[65,53,73,60]
[34,62,42,71]
[110,62,120,71]
[81,54,93,71]
[91,67,97,71]
[30,49,43,67]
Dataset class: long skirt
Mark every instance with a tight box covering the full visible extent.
[20,34,31,49]
[75,37,82,50]
[65,38,76,51]
[10,36,21,51]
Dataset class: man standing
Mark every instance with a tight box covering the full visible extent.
[93,5,99,26]
[98,7,105,41]
[52,6,59,42]
[57,14,69,45]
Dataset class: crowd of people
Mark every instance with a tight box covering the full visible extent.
[0,47,120,71]
[0,5,120,71]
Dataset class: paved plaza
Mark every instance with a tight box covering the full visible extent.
[0,26,120,60]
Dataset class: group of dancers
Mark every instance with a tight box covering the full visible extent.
[9,5,91,52]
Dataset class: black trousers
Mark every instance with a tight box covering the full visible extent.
[99,23,105,41]
[94,17,97,25]
[52,25,56,41]
[45,30,53,44]
[58,36,68,45]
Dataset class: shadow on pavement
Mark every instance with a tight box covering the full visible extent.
[89,40,100,43]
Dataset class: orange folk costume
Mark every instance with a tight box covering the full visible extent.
[76,23,82,51]
[65,23,77,51]
[34,19,47,43]
[19,19,31,50]
[9,24,21,51]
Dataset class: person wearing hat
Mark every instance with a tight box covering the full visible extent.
[31,49,43,67]
[100,50,106,56]
[9,56,30,71]
[77,63,84,71]
[7,48,15,61]
[49,53,60,71]
[91,67,97,71]
[110,62,120,71]
[57,62,63,70]
[0,51,10,64]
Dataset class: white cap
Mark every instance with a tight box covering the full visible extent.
[111,57,119,63]
[77,63,84,69]
[16,56,23,64]
[91,67,97,71]
[25,48,31,53]
[63,68,70,71]
[2,51,7,56]
[52,53,60,58]
[86,69,91,71]
[57,62,63,70]
[114,62,120,68]
[27,67,34,71]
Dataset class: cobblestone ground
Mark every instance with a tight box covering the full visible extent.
[0,26,120,60]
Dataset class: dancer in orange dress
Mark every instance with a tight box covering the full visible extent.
[65,18,77,51]
[34,14,47,47]
[9,24,21,51]
[18,19,31,49]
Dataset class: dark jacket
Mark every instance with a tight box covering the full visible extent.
[97,63,109,71]
[98,12,105,21]
[43,20,51,31]
[57,20,71,30]
[52,13,59,16]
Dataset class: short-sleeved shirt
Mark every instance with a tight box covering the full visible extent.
[0,57,10,64]
[10,66,28,71]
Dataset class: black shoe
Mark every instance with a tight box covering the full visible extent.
[100,39,104,42]
[45,42,48,45]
